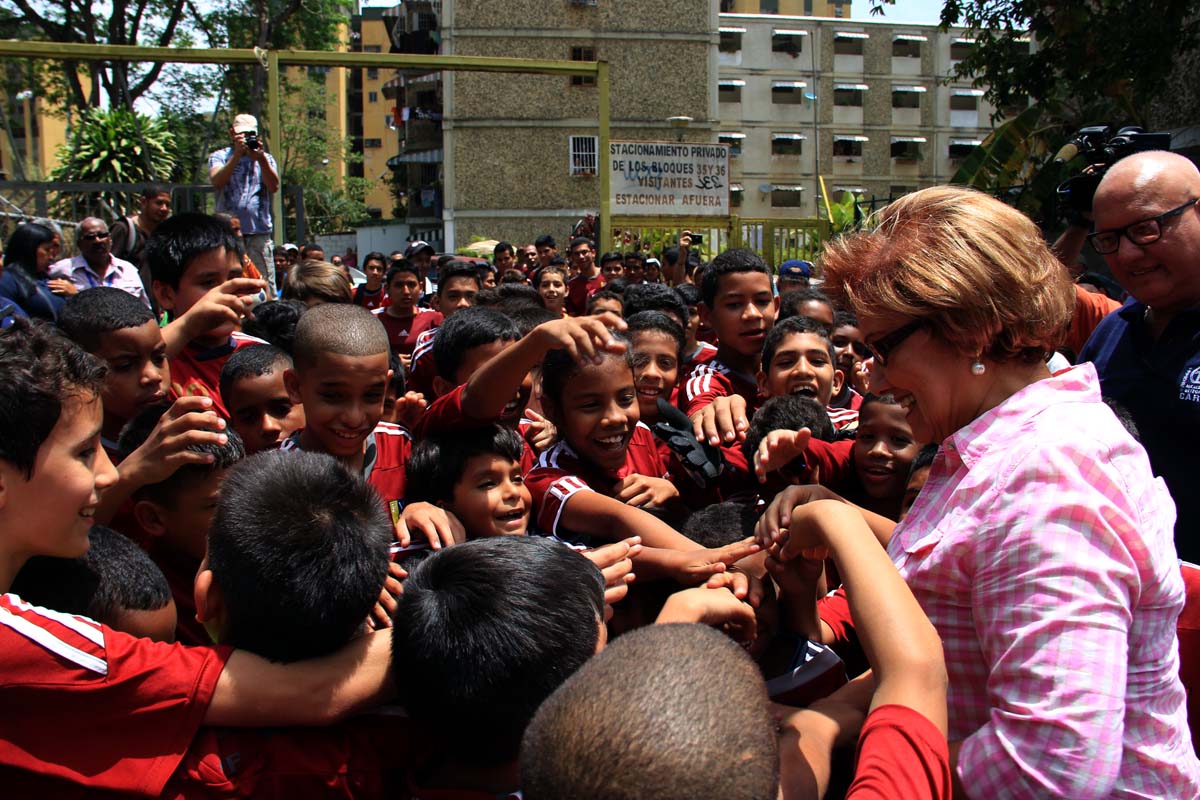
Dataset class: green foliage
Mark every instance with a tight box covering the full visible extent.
[277,76,369,237]
[825,191,865,235]
[50,108,175,216]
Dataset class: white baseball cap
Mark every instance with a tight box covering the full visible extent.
[232,114,258,133]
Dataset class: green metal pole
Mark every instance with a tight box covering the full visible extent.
[267,49,284,247]
[597,60,611,250]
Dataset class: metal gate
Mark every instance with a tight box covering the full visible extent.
[607,215,830,272]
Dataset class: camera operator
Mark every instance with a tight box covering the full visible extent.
[1078,150,1200,563]
[209,113,280,296]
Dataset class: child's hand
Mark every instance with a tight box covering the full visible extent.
[393,391,427,430]
[754,484,838,549]
[613,475,679,508]
[532,313,627,366]
[777,500,864,563]
[851,359,871,395]
[395,502,465,550]
[753,428,812,483]
[369,561,408,630]
[523,409,558,453]
[690,394,750,446]
[706,567,766,608]
[178,278,266,338]
[656,586,758,643]
[119,396,229,487]
[583,536,642,615]
[670,537,761,585]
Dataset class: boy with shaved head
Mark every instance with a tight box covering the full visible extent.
[1080,150,1200,560]
[281,303,411,520]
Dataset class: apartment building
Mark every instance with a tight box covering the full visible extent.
[717,13,1005,217]
[349,7,404,219]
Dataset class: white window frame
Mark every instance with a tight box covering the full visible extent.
[569,135,598,177]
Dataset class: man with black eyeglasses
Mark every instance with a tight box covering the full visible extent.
[1078,150,1200,561]
[48,217,151,308]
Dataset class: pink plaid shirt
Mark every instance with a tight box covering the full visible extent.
[890,364,1200,798]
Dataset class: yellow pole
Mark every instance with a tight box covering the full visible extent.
[597,60,611,248]
[267,50,284,247]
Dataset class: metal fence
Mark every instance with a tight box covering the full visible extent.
[607,215,830,272]
[0,181,309,246]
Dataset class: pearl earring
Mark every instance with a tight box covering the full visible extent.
[971,360,986,376]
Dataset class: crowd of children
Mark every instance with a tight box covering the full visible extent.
[0,208,1193,799]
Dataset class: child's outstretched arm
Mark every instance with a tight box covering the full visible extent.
[161,278,266,356]
[559,490,759,585]
[777,499,946,731]
[205,628,394,727]
[460,313,627,421]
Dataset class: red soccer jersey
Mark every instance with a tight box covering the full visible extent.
[407,327,439,400]
[281,421,413,523]
[161,718,398,800]
[169,331,266,419]
[524,423,665,543]
[565,272,605,317]
[827,405,860,433]
[353,285,386,312]
[687,341,719,368]
[844,704,952,799]
[680,357,762,416]
[0,593,230,795]
[373,307,443,356]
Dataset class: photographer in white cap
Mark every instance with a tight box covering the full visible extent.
[209,113,281,295]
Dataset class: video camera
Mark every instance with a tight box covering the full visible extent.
[1055,126,1171,219]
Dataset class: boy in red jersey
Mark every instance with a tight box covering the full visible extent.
[148,212,269,419]
[281,303,459,559]
[565,237,605,316]
[0,321,392,797]
[373,260,442,364]
[406,261,483,399]
[681,249,778,416]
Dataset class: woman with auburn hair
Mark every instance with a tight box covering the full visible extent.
[761,186,1199,796]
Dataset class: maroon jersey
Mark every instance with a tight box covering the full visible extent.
[373,307,443,356]
[407,327,439,399]
[169,331,266,419]
[680,357,762,416]
[353,285,386,312]
[0,593,229,796]
[524,423,665,544]
[414,383,538,472]
[565,272,605,317]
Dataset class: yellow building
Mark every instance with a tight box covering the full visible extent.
[352,7,403,219]
[0,91,73,181]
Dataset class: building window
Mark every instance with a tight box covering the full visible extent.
[364,138,382,148]
[367,68,379,79]
[569,135,598,176]
[891,137,925,160]
[834,84,866,107]
[307,65,331,77]
[718,80,745,104]
[368,91,378,103]
[833,136,866,157]
[834,33,865,56]
[771,30,806,55]
[891,86,924,108]
[771,81,806,105]
[771,134,805,156]
[570,47,596,86]
[771,186,804,208]
[730,184,743,207]
[892,36,923,58]
[760,0,780,12]
[719,28,744,53]
[950,39,974,61]
[417,12,437,31]
[948,139,981,159]
[364,45,382,53]
[949,91,980,111]
[718,133,745,158]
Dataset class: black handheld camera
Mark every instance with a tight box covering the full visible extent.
[1055,126,1170,218]
[244,131,261,151]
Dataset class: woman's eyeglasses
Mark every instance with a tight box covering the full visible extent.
[865,319,925,366]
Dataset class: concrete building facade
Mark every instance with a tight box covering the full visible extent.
[437,0,718,246]
[717,13,1005,218]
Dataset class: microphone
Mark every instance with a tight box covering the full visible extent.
[1053,141,1079,164]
